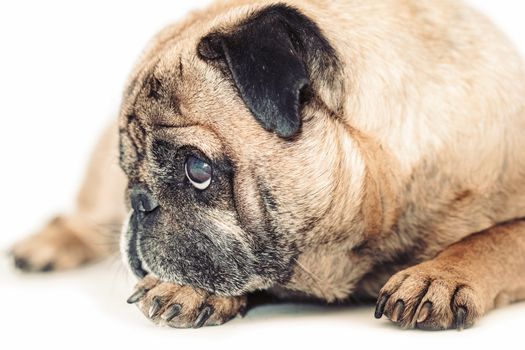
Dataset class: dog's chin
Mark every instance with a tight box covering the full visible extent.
[136,248,267,296]
[149,267,273,297]
[119,208,288,296]
[119,219,255,295]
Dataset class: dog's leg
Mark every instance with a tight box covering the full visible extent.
[126,275,247,328]
[375,219,525,330]
[10,122,127,272]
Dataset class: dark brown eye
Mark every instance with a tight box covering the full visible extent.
[185,156,212,190]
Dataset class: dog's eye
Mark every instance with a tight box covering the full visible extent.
[185,156,212,190]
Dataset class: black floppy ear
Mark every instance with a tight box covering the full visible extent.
[198,5,341,138]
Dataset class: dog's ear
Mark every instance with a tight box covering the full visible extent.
[198,5,342,138]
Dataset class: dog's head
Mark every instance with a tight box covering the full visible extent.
[118,4,365,296]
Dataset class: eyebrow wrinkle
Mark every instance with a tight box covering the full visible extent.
[147,75,162,100]
[151,123,201,132]
[126,114,147,154]
[179,56,184,79]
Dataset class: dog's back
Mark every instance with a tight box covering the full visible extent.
[309,0,525,252]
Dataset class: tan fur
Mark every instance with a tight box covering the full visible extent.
[11,0,525,330]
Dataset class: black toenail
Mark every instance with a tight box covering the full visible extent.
[149,296,163,318]
[193,306,213,328]
[14,257,30,271]
[454,306,467,330]
[40,263,55,272]
[375,294,389,319]
[127,288,147,304]
[163,304,182,322]
[391,300,405,322]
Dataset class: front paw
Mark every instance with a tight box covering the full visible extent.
[374,263,485,330]
[127,275,247,328]
[10,217,100,272]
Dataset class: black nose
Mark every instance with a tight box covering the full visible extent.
[130,186,159,213]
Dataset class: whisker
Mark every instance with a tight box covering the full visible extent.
[293,258,329,301]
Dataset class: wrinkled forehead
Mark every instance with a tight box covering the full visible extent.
[117,43,250,180]
[119,41,201,129]
[118,44,273,164]
[118,42,209,167]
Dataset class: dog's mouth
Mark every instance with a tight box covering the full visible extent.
[128,228,149,278]
[122,211,150,279]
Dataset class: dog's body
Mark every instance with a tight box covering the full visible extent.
[11,0,525,330]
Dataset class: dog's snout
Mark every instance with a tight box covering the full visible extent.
[130,186,159,213]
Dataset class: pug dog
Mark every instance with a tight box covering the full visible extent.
[10,0,525,330]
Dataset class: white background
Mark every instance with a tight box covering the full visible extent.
[1,1,525,349]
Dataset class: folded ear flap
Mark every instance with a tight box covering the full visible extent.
[198,5,342,138]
